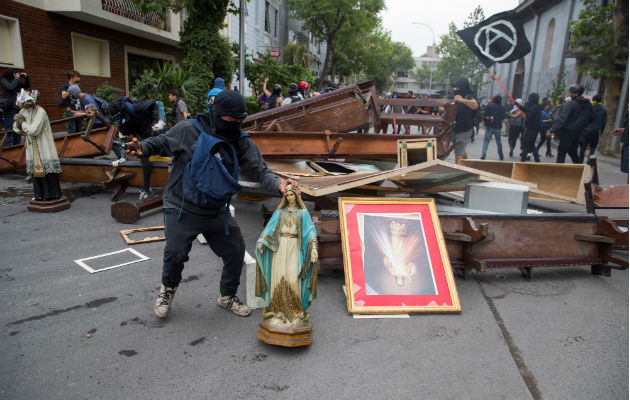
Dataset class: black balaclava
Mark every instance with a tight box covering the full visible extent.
[212,90,248,141]
[453,77,472,96]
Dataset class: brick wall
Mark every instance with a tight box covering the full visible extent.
[1,1,184,119]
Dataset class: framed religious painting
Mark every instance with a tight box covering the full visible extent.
[339,197,461,314]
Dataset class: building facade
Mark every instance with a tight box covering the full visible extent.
[224,0,326,96]
[1,0,185,119]
[481,0,599,101]
[393,46,444,96]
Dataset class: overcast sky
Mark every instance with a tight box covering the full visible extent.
[380,0,520,57]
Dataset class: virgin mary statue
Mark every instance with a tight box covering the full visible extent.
[255,185,318,324]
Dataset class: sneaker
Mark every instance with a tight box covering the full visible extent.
[154,285,177,319]
[218,295,251,317]
[138,189,153,202]
[152,120,166,132]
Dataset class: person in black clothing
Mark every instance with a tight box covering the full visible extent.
[548,84,594,164]
[480,95,506,160]
[105,96,168,201]
[522,93,542,162]
[265,84,282,110]
[124,90,298,320]
[578,94,607,162]
[1,68,30,145]
[452,77,479,164]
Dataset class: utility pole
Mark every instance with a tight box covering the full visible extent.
[239,0,245,96]
[412,22,436,91]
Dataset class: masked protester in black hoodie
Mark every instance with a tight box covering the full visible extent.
[124,90,298,321]
[548,84,594,164]
[452,77,479,164]
[522,92,542,162]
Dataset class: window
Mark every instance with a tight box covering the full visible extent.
[72,33,110,77]
[541,18,555,71]
[397,70,409,78]
[264,2,270,33]
[0,15,24,68]
[274,9,278,37]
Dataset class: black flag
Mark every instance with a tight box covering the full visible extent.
[457,11,531,68]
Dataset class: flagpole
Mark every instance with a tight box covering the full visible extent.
[486,67,517,104]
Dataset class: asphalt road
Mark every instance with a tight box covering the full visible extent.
[0,128,627,400]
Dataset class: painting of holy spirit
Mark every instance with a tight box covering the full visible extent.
[339,197,461,314]
[359,213,437,296]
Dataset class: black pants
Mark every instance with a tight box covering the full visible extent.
[556,132,580,164]
[141,156,151,191]
[521,128,540,162]
[536,129,552,155]
[161,207,245,296]
[578,130,599,163]
[508,125,522,151]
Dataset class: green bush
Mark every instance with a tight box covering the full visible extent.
[245,96,262,116]
[95,81,123,102]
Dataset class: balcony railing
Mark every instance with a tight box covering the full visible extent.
[101,0,170,31]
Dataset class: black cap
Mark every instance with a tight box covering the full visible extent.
[213,90,247,120]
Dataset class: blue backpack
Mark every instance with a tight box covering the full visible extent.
[181,118,247,234]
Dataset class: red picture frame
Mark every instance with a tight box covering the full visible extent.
[339,197,461,314]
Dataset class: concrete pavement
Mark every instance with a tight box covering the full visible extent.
[0,132,627,399]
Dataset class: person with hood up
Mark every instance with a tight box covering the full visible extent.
[480,94,506,160]
[124,90,298,320]
[578,94,607,162]
[521,93,542,162]
[281,83,303,106]
[206,77,226,111]
[548,84,594,164]
[452,77,479,164]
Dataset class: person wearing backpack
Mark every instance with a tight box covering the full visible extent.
[124,90,298,320]
[480,95,506,160]
[281,83,303,106]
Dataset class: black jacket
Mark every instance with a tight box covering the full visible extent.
[1,76,30,110]
[140,113,281,215]
[483,102,505,129]
[550,97,593,135]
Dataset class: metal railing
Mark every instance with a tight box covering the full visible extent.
[101,0,170,31]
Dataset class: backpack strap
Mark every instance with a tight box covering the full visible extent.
[188,118,238,235]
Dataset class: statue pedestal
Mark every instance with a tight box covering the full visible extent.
[28,196,71,213]
[256,318,313,347]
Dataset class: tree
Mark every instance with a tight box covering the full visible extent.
[286,0,385,89]
[435,6,487,96]
[242,50,315,100]
[132,0,237,95]
[570,0,628,149]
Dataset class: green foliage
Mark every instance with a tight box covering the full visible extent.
[129,62,207,116]
[283,41,315,69]
[435,6,487,95]
[242,50,315,99]
[569,0,628,80]
[286,0,385,88]
[94,81,123,102]
[547,69,567,102]
[133,0,237,100]
[410,62,433,90]
[245,96,260,115]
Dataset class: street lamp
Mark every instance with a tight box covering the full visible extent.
[412,22,436,92]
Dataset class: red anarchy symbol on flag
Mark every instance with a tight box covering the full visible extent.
[473,20,518,62]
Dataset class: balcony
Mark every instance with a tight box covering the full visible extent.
[101,0,170,31]
[15,0,181,45]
